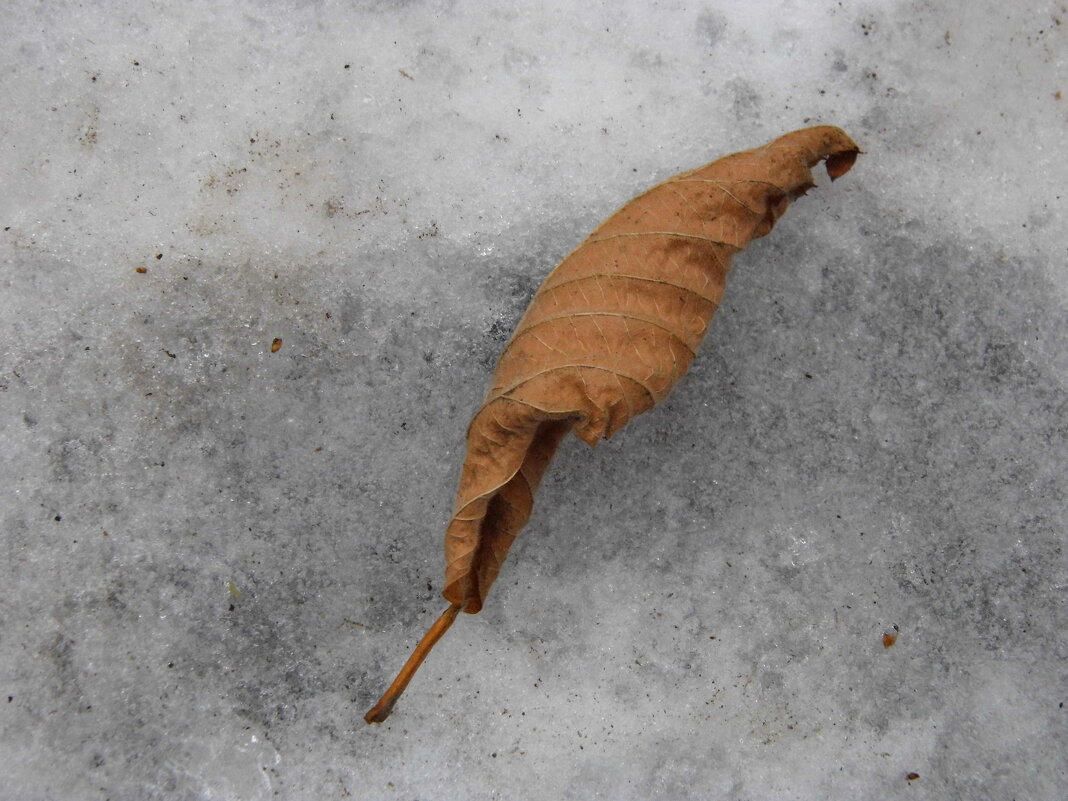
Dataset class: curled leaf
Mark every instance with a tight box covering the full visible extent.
[366,125,860,722]
[445,125,859,613]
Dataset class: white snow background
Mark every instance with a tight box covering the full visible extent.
[1,1,1066,799]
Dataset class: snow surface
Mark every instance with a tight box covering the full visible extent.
[1,1,1066,799]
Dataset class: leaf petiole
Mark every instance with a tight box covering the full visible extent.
[364,603,462,723]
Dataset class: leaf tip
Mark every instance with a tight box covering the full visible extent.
[826,148,860,181]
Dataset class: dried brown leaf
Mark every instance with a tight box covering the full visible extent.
[366,125,860,723]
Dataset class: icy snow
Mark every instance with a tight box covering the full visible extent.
[1,1,1066,799]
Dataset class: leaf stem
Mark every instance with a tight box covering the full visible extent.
[364,603,462,724]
